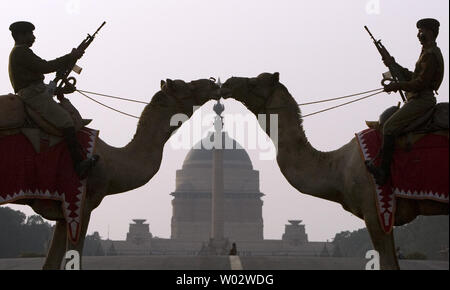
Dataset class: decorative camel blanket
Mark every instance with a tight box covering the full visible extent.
[0,127,99,244]
[356,128,449,233]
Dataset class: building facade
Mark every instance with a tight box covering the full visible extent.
[171,132,263,242]
[100,133,333,256]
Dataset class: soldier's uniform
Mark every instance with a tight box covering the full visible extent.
[367,18,444,185]
[9,38,75,129]
[383,40,444,136]
[8,21,98,179]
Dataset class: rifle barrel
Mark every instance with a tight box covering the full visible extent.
[364,25,376,41]
[93,21,106,37]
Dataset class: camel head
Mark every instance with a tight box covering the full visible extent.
[220,72,282,115]
[159,78,221,115]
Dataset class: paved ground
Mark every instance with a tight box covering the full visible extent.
[0,256,447,270]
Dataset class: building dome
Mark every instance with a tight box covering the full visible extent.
[171,131,264,241]
[182,132,253,170]
[174,131,259,194]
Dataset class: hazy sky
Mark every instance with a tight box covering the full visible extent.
[1,0,448,242]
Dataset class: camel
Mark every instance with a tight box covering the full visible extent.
[8,78,221,269]
[220,72,449,270]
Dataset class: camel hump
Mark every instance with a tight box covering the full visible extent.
[0,93,90,137]
[433,102,449,129]
[0,94,25,129]
[25,106,64,136]
[366,102,449,150]
[366,102,449,134]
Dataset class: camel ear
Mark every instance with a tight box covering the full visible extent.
[166,79,174,89]
[160,80,166,89]
[273,72,280,83]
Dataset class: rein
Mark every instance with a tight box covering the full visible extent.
[75,85,385,119]
[261,85,384,118]
[75,89,197,119]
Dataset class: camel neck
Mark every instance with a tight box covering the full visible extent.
[268,87,341,202]
[106,97,182,194]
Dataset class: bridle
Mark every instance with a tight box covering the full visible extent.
[161,78,216,113]
[243,79,294,115]
[158,86,203,114]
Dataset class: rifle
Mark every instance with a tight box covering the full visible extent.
[51,21,106,96]
[364,25,406,102]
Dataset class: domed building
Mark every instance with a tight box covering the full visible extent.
[171,131,264,242]
[100,112,332,256]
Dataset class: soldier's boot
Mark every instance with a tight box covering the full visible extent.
[365,134,395,186]
[62,127,100,179]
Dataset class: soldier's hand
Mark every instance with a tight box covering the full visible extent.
[54,84,76,96]
[62,83,77,94]
[384,82,401,93]
[70,48,84,60]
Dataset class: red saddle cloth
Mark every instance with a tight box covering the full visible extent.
[0,128,99,244]
[356,128,449,233]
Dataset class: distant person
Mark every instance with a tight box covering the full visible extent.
[396,247,405,259]
[366,18,444,185]
[229,242,237,256]
[8,21,99,178]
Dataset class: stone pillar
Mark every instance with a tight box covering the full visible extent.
[199,97,230,256]
[211,143,224,240]
[211,98,225,241]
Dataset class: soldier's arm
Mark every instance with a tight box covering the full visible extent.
[391,61,414,81]
[17,47,73,74]
[398,53,436,92]
[383,56,413,81]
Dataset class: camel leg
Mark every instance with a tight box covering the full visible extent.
[63,212,91,270]
[42,220,67,270]
[364,215,400,270]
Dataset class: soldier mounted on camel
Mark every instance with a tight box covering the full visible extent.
[365,18,445,186]
[7,21,101,179]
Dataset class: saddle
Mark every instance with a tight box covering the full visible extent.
[366,102,449,150]
[0,93,92,152]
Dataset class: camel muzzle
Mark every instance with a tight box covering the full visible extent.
[217,87,232,99]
